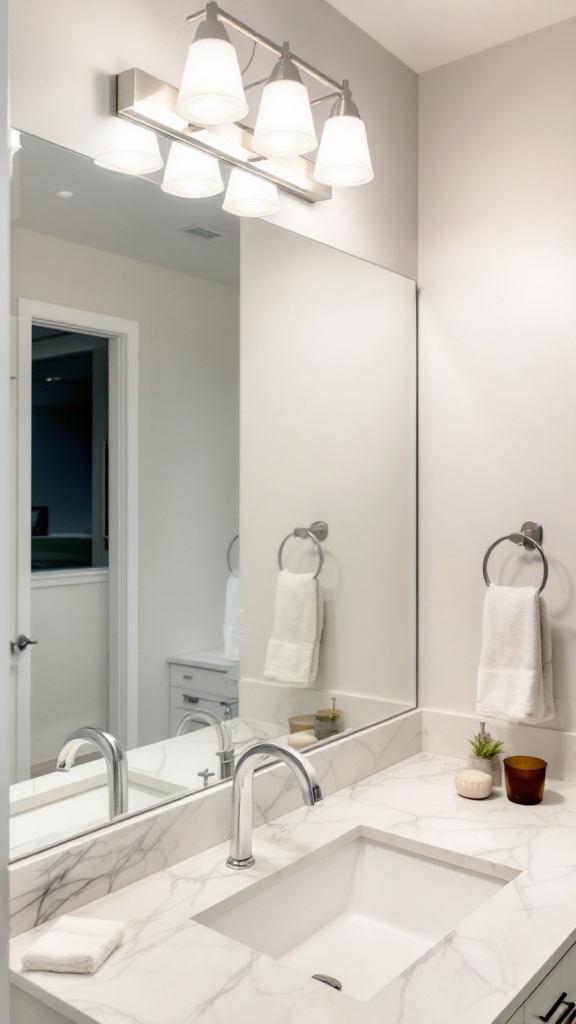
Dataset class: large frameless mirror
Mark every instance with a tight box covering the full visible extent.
[8,131,416,860]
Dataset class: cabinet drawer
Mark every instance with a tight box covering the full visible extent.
[525,943,576,1023]
[169,663,227,698]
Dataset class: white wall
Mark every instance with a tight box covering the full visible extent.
[9,0,417,280]
[12,227,239,745]
[240,221,416,716]
[419,18,576,732]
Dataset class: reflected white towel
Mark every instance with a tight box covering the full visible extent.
[22,915,125,974]
[477,585,554,724]
[263,570,323,686]
[224,574,240,661]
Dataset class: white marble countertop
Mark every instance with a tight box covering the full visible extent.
[11,751,576,1024]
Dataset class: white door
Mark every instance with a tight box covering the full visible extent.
[10,300,139,782]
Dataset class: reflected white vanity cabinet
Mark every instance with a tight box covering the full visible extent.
[168,648,239,736]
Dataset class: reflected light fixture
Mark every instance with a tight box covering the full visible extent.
[95,119,163,175]
[314,81,373,187]
[252,43,317,158]
[161,141,224,197]
[176,1,248,126]
[106,4,374,215]
[223,168,281,217]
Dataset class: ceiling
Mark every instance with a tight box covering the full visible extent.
[325,0,576,73]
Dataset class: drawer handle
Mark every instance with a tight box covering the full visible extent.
[183,674,194,680]
[183,695,200,704]
[539,993,576,1022]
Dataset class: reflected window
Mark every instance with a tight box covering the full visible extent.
[31,327,109,571]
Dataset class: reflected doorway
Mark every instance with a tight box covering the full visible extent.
[30,328,110,775]
[11,299,139,784]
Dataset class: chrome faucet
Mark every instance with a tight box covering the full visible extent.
[56,726,128,820]
[177,709,235,780]
[226,742,323,869]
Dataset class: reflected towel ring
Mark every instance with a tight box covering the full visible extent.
[226,534,239,577]
[482,531,548,595]
[278,529,324,580]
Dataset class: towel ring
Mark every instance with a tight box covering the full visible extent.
[226,534,239,577]
[278,529,324,580]
[482,526,548,595]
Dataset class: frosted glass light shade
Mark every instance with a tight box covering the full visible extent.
[176,37,248,126]
[161,142,224,198]
[94,121,163,176]
[223,169,281,217]
[252,80,317,157]
[314,114,373,187]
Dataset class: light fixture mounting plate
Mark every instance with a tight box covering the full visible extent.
[116,68,332,204]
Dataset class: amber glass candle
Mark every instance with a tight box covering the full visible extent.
[503,756,547,805]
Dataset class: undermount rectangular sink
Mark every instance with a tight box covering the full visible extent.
[196,830,513,1003]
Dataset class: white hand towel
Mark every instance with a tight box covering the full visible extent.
[477,585,554,724]
[263,570,323,686]
[21,915,125,974]
[224,574,240,661]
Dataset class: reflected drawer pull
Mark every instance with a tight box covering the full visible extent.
[183,674,194,680]
[539,993,576,1022]
[183,695,200,704]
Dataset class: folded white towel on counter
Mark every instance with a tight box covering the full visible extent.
[223,574,240,661]
[21,915,125,974]
[263,570,323,686]
[477,585,554,724]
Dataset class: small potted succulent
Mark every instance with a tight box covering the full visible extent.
[468,726,504,786]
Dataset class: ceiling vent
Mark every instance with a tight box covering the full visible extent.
[179,225,222,240]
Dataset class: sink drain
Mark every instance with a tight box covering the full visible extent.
[312,974,342,991]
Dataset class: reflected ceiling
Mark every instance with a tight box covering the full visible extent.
[11,133,239,287]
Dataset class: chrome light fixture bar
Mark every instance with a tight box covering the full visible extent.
[185,5,341,91]
[116,68,331,204]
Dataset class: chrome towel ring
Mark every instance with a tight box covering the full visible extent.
[226,534,239,577]
[277,521,328,580]
[482,521,548,595]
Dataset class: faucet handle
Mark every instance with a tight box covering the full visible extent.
[197,768,216,789]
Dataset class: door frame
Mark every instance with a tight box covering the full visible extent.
[13,298,138,777]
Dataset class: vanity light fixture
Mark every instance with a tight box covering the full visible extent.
[314,81,374,187]
[161,141,224,197]
[95,118,163,176]
[107,3,373,212]
[223,168,281,217]
[252,42,317,158]
[176,1,248,126]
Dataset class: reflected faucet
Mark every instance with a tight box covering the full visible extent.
[226,742,323,869]
[177,709,235,780]
[56,726,128,820]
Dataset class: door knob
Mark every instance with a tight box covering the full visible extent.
[11,634,38,653]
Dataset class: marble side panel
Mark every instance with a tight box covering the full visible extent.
[10,710,422,936]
